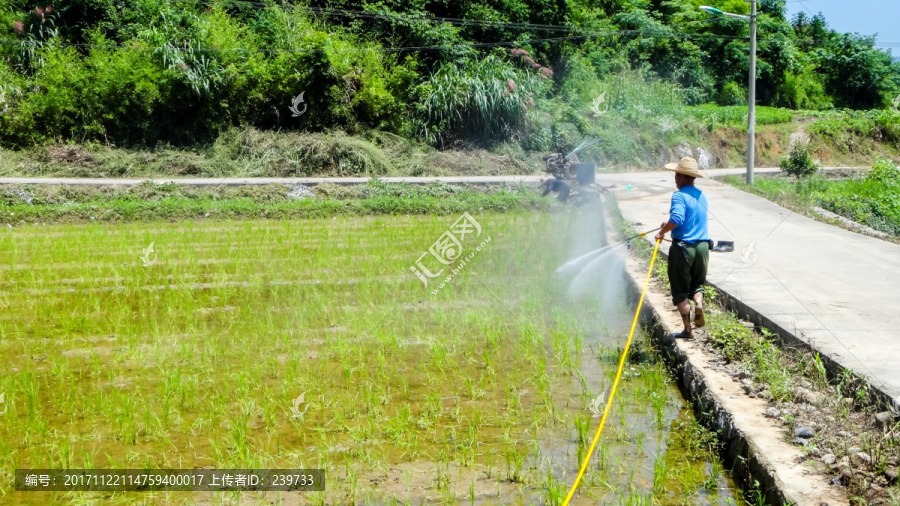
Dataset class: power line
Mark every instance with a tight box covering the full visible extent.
[0,30,737,55]
[171,0,716,34]
[0,19,756,56]
[793,0,817,18]
[3,0,898,56]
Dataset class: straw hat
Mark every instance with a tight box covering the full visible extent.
[664,157,705,178]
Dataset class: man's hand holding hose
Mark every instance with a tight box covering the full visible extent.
[655,221,676,243]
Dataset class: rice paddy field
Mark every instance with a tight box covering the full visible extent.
[0,208,744,504]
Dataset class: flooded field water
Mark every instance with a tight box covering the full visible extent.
[0,209,744,504]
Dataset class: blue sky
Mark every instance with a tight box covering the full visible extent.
[785,0,899,55]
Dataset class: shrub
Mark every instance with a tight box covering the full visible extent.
[779,143,818,180]
[714,81,747,106]
[776,68,832,110]
[866,157,900,186]
[414,53,545,146]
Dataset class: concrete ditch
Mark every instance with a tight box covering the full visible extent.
[621,250,849,506]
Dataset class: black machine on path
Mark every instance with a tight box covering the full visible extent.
[542,139,615,204]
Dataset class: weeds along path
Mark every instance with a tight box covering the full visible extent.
[1,213,742,504]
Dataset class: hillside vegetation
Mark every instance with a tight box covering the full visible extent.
[1,0,899,172]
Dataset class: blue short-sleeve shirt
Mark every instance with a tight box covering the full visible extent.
[669,186,710,243]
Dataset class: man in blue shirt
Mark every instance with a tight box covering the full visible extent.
[655,157,712,339]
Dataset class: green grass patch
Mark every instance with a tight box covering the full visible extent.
[688,105,794,131]
[723,158,900,236]
[806,110,900,147]
[0,181,551,225]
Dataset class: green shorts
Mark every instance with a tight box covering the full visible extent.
[667,240,709,305]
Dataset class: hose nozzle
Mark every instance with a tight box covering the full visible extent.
[626,227,661,249]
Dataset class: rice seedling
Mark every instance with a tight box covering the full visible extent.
[0,212,745,504]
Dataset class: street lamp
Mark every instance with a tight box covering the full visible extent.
[700,2,757,185]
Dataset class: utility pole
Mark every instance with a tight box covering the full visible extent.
[700,2,759,185]
[746,0,757,185]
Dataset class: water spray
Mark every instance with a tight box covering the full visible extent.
[554,227,662,278]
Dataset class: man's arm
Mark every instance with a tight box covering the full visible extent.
[655,221,678,242]
[655,194,685,242]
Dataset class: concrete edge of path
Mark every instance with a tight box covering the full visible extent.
[0,167,867,187]
[621,252,849,506]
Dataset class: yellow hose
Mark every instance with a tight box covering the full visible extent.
[561,238,662,506]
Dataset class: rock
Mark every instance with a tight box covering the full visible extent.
[837,431,852,438]
[848,447,861,455]
[743,384,754,395]
[793,438,810,446]
[875,411,896,428]
[674,141,693,159]
[851,452,872,466]
[696,148,712,170]
[822,454,837,466]
[885,466,898,484]
[800,380,812,389]
[738,370,751,380]
[656,148,675,167]
[793,426,815,439]
[795,387,823,404]
[766,407,781,418]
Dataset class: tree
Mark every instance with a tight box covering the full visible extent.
[814,33,896,109]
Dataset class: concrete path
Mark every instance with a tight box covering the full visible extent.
[609,171,900,409]
[0,167,863,187]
